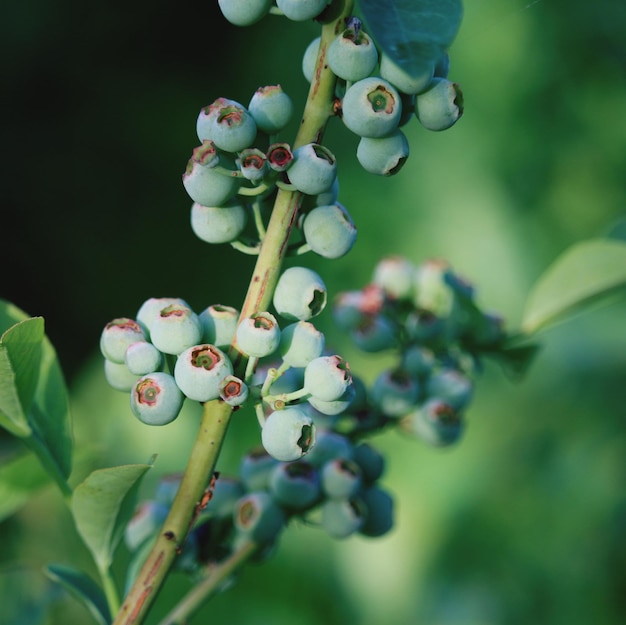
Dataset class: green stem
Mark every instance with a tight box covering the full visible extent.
[156,539,258,625]
[100,566,121,618]
[112,3,354,624]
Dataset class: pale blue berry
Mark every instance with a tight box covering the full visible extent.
[237,148,268,182]
[190,199,248,244]
[217,0,272,26]
[276,0,328,22]
[358,486,394,537]
[219,375,249,407]
[261,407,316,462]
[266,142,293,172]
[425,368,473,411]
[150,303,203,356]
[401,345,436,378]
[356,129,409,176]
[352,442,385,483]
[100,318,146,364]
[130,372,184,426]
[104,359,139,392]
[321,498,365,539]
[321,458,362,499]
[379,52,435,95]
[342,77,402,138]
[304,355,352,402]
[371,369,420,418]
[307,384,355,416]
[351,314,397,352]
[273,266,327,321]
[372,256,416,300]
[239,447,280,491]
[278,321,325,367]
[302,36,321,83]
[210,101,257,152]
[287,143,337,196]
[407,398,463,446]
[415,78,464,131]
[236,311,281,358]
[136,297,190,338]
[125,341,163,376]
[269,461,321,510]
[174,344,233,402]
[199,304,239,349]
[327,27,378,82]
[303,429,353,467]
[197,98,238,142]
[234,492,286,544]
[248,85,294,134]
[302,203,357,259]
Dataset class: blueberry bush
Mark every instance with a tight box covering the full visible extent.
[2,1,626,624]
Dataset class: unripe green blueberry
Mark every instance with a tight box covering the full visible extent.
[219,375,248,407]
[196,98,238,142]
[328,27,378,82]
[413,259,455,316]
[332,289,380,331]
[321,458,362,499]
[248,85,293,134]
[302,36,321,83]
[358,486,394,537]
[199,304,239,348]
[150,303,203,356]
[210,102,258,152]
[174,344,233,402]
[287,143,337,196]
[379,52,435,95]
[279,321,325,367]
[237,147,268,182]
[401,345,436,378]
[371,369,420,418]
[100,318,146,364]
[136,297,190,338]
[217,0,272,26]
[239,447,279,491]
[273,266,327,321]
[125,501,169,551]
[425,368,473,411]
[266,142,294,172]
[373,256,416,300]
[236,311,281,358]
[276,0,328,22]
[262,407,316,462]
[321,498,365,539]
[404,310,445,344]
[234,491,286,544]
[314,175,339,206]
[304,429,353,467]
[130,372,184,426]
[302,203,357,259]
[304,355,352,402]
[269,461,321,510]
[356,129,409,176]
[308,384,355,416]
[104,359,139,392]
[125,340,163,376]
[182,142,241,207]
[203,476,245,519]
[415,78,464,131]
[352,442,385,483]
[351,314,397,352]
[341,77,402,138]
[190,199,248,244]
[406,398,463,446]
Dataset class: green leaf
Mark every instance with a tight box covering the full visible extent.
[0,317,44,437]
[358,0,463,75]
[71,463,153,571]
[489,338,542,379]
[0,451,51,521]
[44,563,111,625]
[522,239,626,334]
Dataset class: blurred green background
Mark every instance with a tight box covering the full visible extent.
[2,0,626,623]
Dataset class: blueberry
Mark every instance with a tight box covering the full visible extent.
[236,311,281,358]
[174,344,233,402]
[219,375,249,407]
[371,368,420,418]
[276,0,328,22]
[190,199,248,244]
[266,142,294,172]
[136,297,190,338]
[124,500,169,551]
[130,372,184,426]
[273,266,327,321]
[341,77,402,138]
[356,129,409,176]
[379,52,435,95]
[351,314,397,352]
[321,458,362,500]
[401,345,436,378]
[302,36,321,83]
[425,368,473,411]
[248,85,294,134]
[407,398,464,446]
[210,101,258,153]
[352,442,385,483]
[415,78,464,131]
[196,98,238,142]
[307,384,355,416]
[269,461,321,510]
[321,499,365,539]
[302,203,357,259]
[239,447,280,491]
[104,359,140,392]
[287,143,337,196]
[261,407,316,462]
[125,340,163,376]
[372,256,416,300]
[304,355,352,402]
[358,486,394,537]
[100,317,146,364]
[199,304,239,349]
[217,0,272,26]
[234,491,286,544]
[278,321,325,367]
[303,429,353,467]
[328,27,378,82]
[150,303,203,356]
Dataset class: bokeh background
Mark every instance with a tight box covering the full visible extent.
[2,0,626,623]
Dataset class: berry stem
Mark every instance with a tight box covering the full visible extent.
[112,3,353,623]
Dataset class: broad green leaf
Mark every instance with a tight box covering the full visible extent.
[359,0,463,75]
[522,239,626,334]
[44,563,111,625]
[0,451,51,521]
[72,463,153,571]
[0,318,44,437]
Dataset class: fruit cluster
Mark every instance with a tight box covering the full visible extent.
[125,435,393,579]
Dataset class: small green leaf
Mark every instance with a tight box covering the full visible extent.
[0,451,51,521]
[522,239,626,334]
[44,563,111,625]
[72,463,153,571]
[0,318,45,437]
[489,338,541,379]
[359,0,463,75]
